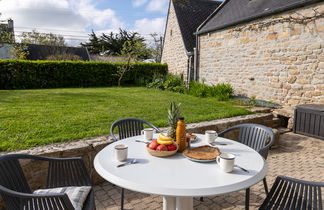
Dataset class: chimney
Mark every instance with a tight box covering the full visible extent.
[7,19,14,33]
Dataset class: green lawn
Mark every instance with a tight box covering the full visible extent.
[0,87,252,151]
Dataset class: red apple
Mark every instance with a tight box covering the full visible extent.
[148,140,159,150]
[156,144,168,151]
[167,144,177,151]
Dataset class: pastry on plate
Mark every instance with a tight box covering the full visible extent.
[183,145,221,160]
[186,133,197,142]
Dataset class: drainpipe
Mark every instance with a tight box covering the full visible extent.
[193,0,228,82]
[186,51,194,88]
[193,35,199,82]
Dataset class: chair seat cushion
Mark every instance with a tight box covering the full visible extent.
[34,186,91,210]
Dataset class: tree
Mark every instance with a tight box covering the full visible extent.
[149,33,163,63]
[80,30,102,54]
[0,31,28,59]
[117,40,149,86]
[0,31,15,43]
[81,28,151,59]
[21,30,66,46]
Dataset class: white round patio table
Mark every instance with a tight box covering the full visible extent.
[94,134,267,210]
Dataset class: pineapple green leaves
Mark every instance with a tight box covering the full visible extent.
[167,102,181,138]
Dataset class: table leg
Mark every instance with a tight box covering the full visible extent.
[163,196,176,210]
[176,197,193,210]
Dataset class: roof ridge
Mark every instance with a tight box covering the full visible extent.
[171,0,222,52]
[172,0,222,5]
[196,0,230,32]
[197,0,322,35]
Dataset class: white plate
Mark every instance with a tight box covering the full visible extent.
[182,153,216,163]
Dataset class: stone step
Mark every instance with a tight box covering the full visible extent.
[249,107,272,113]
[272,117,282,128]
[271,128,281,148]
[277,127,292,134]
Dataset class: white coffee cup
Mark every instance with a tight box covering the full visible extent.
[142,128,154,140]
[115,144,128,162]
[205,130,218,144]
[216,153,235,173]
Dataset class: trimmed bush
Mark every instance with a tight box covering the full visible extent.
[163,74,186,93]
[188,81,209,97]
[0,60,168,89]
[189,81,233,101]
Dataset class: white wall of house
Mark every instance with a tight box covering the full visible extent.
[0,43,14,59]
[161,2,188,77]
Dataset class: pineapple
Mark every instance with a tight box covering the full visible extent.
[167,102,181,138]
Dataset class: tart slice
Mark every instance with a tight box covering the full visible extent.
[183,145,221,160]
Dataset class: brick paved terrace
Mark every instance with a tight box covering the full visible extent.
[94,132,324,210]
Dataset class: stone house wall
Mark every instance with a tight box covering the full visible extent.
[198,2,324,107]
[161,2,188,77]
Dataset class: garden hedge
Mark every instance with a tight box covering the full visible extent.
[0,60,168,89]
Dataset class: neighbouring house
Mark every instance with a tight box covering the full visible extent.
[26,44,90,61]
[161,0,221,83]
[0,19,15,59]
[0,43,91,61]
[162,0,324,107]
[0,19,14,37]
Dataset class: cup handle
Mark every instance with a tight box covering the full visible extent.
[141,130,144,135]
[216,156,220,164]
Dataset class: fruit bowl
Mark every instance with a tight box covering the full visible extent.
[146,143,178,157]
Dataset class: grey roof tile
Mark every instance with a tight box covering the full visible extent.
[173,0,221,52]
[198,0,323,34]
[26,44,90,61]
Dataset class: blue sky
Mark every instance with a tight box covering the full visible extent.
[0,0,169,46]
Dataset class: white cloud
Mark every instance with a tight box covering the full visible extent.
[132,0,168,13]
[146,0,169,13]
[70,0,124,29]
[134,17,165,36]
[0,0,124,46]
[132,0,148,7]
[0,0,167,46]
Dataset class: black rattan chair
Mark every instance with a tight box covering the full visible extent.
[259,176,323,210]
[0,154,95,210]
[110,118,162,141]
[218,123,275,210]
[110,118,162,210]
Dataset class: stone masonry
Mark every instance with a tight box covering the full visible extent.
[161,1,188,77]
[198,2,324,107]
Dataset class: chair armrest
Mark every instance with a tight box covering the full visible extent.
[0,185,75,210]
[3,154,91,188]
[1,153,82,162]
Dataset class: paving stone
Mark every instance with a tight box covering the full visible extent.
[94,132,324,209]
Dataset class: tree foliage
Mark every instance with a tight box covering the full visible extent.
[149,33,163,63]
[117,40,149,86]
[81,29,151,59]
[20,30,66,46]
[81,31,102,54]
[0,30,15,43]
[0,31,28,59]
